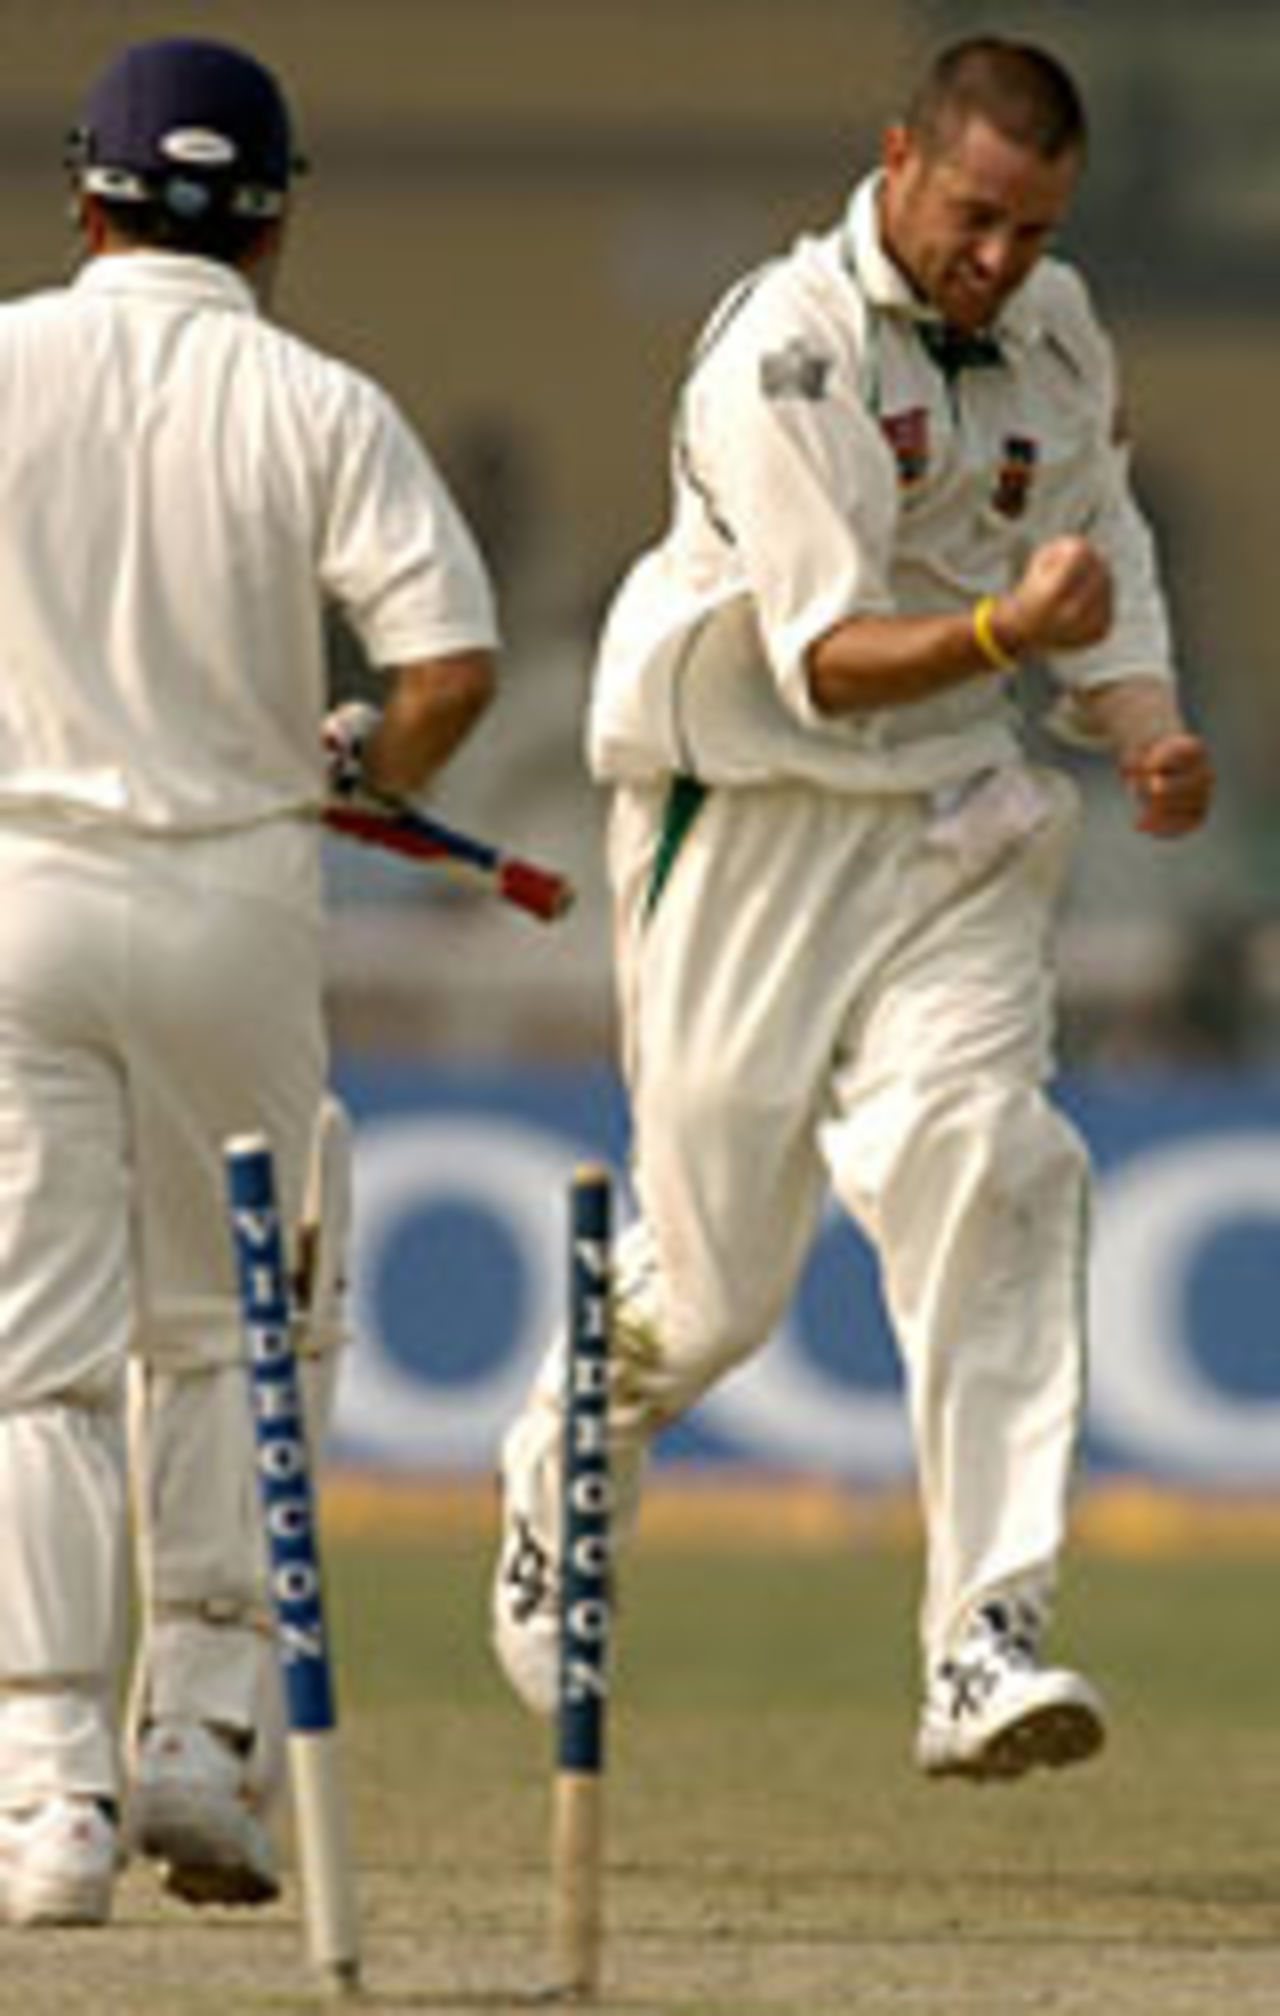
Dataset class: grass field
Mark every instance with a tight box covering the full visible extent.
[3,1492,1280,2013]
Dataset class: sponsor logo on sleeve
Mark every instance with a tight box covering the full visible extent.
[759,338,832,401]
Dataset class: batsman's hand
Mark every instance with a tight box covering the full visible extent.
[996,536,1114,658]
[323,700,382,800]
[1123,732,1214,838]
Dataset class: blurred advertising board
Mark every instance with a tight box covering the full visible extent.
[331,1063,1280,1487]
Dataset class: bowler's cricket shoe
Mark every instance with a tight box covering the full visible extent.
[492,1504,560,1717]
[0,1797,117,1926]
[916,1600,1106,1782]
[129,1719,280,1907]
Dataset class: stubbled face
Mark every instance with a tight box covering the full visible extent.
[879,114,1081,331]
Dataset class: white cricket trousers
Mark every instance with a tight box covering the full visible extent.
[509,764,1090,1665]
[0,819,327,1808]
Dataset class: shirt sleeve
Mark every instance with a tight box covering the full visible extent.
[682,281,899,725]
[1048,439,1176,694]
[318,374,499,667]
[1040,278,1176,695]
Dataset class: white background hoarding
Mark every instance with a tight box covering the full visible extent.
[332,1067,1280,1486]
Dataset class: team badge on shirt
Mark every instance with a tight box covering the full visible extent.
[881,407,929,489]
[992,435,1039,518]
[759,338,832,401]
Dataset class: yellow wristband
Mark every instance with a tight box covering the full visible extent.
[973,595,1018,673]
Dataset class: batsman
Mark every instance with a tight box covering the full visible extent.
[494,38,1213,1779]
[0,37,497,1924]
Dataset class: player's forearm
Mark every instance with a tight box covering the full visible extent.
[1071,673,1214,839]
[364,649,496,796]
[806,608,1006,714]
[806,537,1113,715]
[1064,673,1186,765]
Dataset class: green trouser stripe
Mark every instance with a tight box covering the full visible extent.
[643,773,709,921]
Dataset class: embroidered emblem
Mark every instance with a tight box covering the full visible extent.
[759,338,832,401]
[992,435,1038,518]
[881,407,930,489]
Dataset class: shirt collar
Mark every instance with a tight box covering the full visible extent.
[841,170,1042,351]
[73,250,260,316]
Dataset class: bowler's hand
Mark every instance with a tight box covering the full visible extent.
[997,536,1114,658]
[1123,732,1214,838]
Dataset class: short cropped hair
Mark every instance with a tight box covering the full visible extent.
[904,37,1088,163]
[90,194,273,265]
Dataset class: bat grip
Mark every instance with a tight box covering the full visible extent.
[498,857,576,922]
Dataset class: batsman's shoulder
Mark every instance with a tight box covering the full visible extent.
[253,314,405,437]
[0,281,80,339]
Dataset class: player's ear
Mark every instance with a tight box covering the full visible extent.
[73,190,110,252]
[882,123,912,176]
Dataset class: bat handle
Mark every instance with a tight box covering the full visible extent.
[498,857,576,922]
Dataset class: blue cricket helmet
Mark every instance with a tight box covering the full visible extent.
[67,37,304,220]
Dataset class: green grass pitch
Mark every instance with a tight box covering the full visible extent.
[3,1517,1280,2011]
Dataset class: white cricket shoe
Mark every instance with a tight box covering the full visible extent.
[129,1719,280,1907]
[916,1601,1106,1783]
[0,1797,116,1927]
[491,1495,560,1718]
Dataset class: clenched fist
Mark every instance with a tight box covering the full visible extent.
[995,536,1114,659]
[1123,732,1214,839]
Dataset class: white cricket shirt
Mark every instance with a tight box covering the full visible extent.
[0,251,497,829]
[590,173,1175,793]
